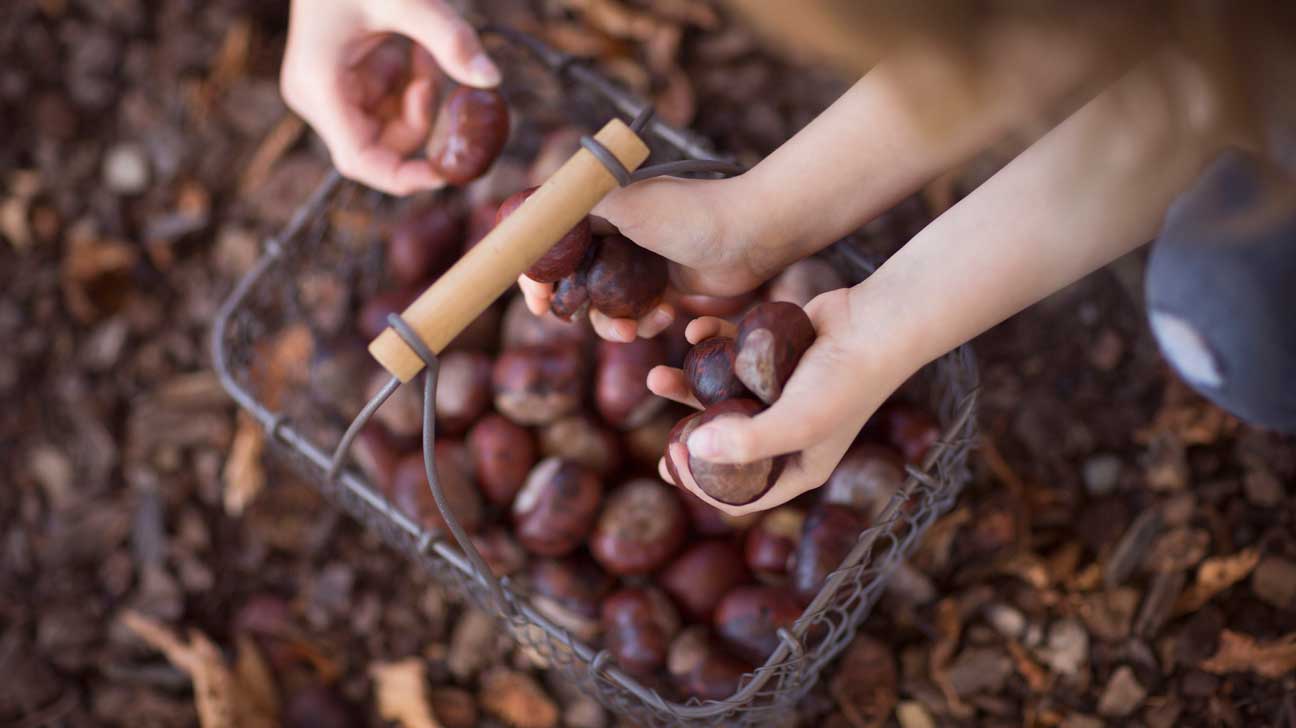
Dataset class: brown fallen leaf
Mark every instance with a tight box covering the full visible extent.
[371,659,442,728]
[830,635,896,728]
[1200,630,1296,679]
[223,413,266,516]
[1173,549,1261,616]
[120,610,278,728]
[249,323,314,409]
[239,115,306,198]
[928,597,972,719]
[478,668,558,728]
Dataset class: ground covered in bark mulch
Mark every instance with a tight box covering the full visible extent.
[2,1,1294,726]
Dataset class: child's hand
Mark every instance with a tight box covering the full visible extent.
[518,174,780,342]
[280,0,500,195]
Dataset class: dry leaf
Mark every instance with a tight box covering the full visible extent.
[830,635,897,728]
[249,323,313,409]
[1200,630,1296,679]
[120,610,278,728]
[223,413,266,516]
[239,115,306,197]
[928,598,972,718]
[1174,549,1261,616]
[371,659,442,728]
[478,668,558,728]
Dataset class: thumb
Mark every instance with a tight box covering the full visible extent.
[384,1,500,88]
[593,176,724,259]
[686,338,865,464]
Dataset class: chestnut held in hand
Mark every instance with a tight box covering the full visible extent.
[426,86,510,185]
[713,585,803,663]
[467,414,537,506]
[601,587,681,677]
[586,235,669,319]
[734,302,816,404]
[496,187,593,283]
[660,539,751,622]
[590,479,686,575]
[685,399,785,506]
[492,345,584,426]
[667,627,752,701]
[512,457,603,556]
[791,503,868,604]
[683,336,750,407]
[595,338,667,430]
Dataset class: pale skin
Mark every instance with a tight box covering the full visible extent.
[283,7,1238,515]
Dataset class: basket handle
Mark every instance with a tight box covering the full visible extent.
[368,118,650,381]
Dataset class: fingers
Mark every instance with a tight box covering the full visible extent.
[646,365,702,409]
[517,275,552,316]
[635,303,675,338]
[684,316,737,344]
[589,309,638,343]
[685,336,863,464]
[387,0,500,88]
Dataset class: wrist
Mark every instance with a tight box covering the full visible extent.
[841,266,930,392]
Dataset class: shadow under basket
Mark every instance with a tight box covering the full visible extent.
[211,25,979,728]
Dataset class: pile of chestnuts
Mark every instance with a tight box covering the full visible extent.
[322,153,940,699]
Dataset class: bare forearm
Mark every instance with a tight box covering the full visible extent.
[732,25,1118,274]
[852,56,1230,377]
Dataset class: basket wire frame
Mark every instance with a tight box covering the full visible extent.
[211,26,979,728]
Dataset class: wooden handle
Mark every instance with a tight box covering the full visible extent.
[369,119,650,382]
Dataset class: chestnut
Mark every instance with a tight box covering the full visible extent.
[686,399,784,506]
[663,412,701,487]
[469,528,528,577]
[601,587,681,677]
[549,269,590,321]
[660,539,751,622]
[676,292,754,318]
[492,345,584,426]
[595,339,667,430]
[434,350,492,436]
[680,489,759,536]
[882,402,941,464]
[733,302,816,404]
[495,187,592,283]
[790,504,868,604]
[683,336,749,406]
[586,235,668,319]
[590,479,686,575]
[624,411,678,469]
[512,457,603,556]
[368,370,423,440]
[445,302,501,353]
[426,86,510,185]
[713,585,803,664]
[821,443,906,519]
[390,444,484,535]
[351,424,401,493]
[538,415,622,477]
[527,555,612,642]
[500,294,590,350]
[357,288,419,341]
[466,414,536,506]
[766,257,845,308]
[744,507,805,582]
[667,627,752,702]
[387,201,463,285]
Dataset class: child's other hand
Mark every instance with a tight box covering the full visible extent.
[518,175,778,342]
[648,285,914,516]
[280,0,500,196]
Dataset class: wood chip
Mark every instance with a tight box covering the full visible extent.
[1097,666,1146,718]
[1173,548,1261,616]
[1135,569,1185,639]
[371,659,442,728]
[239,115,306,197]
[829,635,896,728]
[1103,508,1161,588]
[119,610,278,728]
[222,413,266,516]
[1200,630,1296,679]
[478,669,558,728]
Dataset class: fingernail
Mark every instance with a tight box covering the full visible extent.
[468,54,501,86]
[688,426,723,460]
[650,308,672,330]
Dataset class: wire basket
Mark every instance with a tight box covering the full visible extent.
[211,27,979,728]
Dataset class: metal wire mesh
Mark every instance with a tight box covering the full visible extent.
[211,27,978,728]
